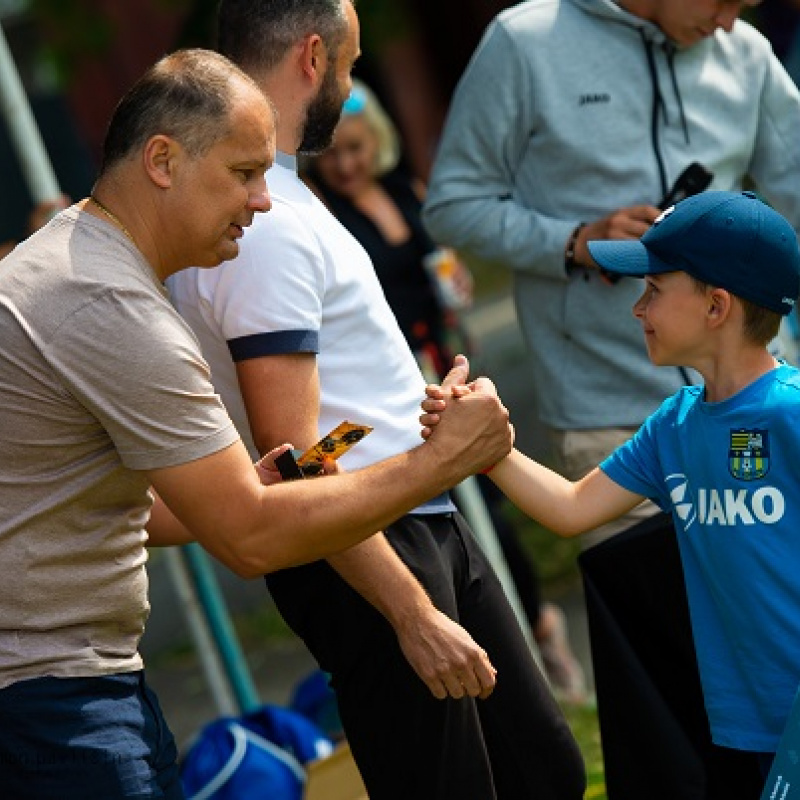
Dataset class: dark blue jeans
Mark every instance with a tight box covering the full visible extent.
[0,670,183,799]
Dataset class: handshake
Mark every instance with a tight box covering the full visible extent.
[257,354,513,491]
[419,354,514,476]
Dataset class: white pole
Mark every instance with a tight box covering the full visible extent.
[416,355,542,666]
[163,549,238,717]
[0,23,60,202]
[452,478,542,668]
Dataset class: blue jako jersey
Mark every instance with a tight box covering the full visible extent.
[602,363,800,752]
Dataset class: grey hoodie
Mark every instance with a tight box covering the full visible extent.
[424,0,800,430]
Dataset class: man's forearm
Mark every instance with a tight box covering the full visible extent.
[326,532,433,626]
[152,370,512,576]
[424,194,574,278]
[324,524,499,700]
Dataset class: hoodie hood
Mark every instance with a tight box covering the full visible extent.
[571,0,671,45]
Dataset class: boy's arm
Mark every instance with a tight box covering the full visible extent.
[422,356,644,536]
[490,450,644,538]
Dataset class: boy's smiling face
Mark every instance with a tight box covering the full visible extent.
[632,271,713,366]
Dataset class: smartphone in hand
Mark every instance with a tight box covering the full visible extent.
[275,421,374,481]
[601,162,714,284]
[658,162,713,210]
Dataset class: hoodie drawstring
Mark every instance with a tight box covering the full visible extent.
[640,31,691,199]
[665,43,690,145]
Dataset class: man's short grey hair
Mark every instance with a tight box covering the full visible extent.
[99,48,263,175]
[217,0,351,76]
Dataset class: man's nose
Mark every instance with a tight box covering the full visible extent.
[251,181,272,214]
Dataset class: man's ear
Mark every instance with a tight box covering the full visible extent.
[143,135,179,189]
[300,33,326,85]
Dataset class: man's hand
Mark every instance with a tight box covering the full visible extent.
[420,354,485,439]
[420,354,512,476]
[255,443,340,486]
[425,376,512,475]
[576,204,661,269]
[395,604,497,700]
[254,443,293,486]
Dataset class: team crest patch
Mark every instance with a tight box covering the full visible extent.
[728,428,770,480]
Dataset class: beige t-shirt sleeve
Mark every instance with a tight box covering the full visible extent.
[43,284,238,470]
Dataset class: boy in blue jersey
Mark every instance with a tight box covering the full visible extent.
[423,191,800,784]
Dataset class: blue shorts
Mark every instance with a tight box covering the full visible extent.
[0,670,183,799]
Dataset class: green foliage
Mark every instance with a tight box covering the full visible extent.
[29,0,191,85]
[356,0,415,54]
[234,602,295,644]
[30,0,112,83]
[501,499,583,587]
[560,701,607,799]
[463,250,514,298]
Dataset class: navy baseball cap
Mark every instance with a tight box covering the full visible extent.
[587,191,800,315]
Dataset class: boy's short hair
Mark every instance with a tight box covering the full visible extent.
[739,299,783,345]
[587,191,800,317]
[689,277,782,345]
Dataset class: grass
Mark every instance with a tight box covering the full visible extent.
[560,701,606,799]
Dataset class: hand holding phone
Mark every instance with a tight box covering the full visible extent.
[600,162,713,284]
[275,420,374,480]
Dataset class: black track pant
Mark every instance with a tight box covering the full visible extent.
[265,512,585,800]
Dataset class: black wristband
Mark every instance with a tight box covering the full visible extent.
[565,222,585,271]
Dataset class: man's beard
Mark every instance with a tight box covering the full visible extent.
[298,69,346,155]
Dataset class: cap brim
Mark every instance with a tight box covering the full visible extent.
[587,239,674,278]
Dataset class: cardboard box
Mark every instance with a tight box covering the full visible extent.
[304,743,368,800]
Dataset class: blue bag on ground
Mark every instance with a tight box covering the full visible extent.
[180,704,334,800]
[289,669,343,741]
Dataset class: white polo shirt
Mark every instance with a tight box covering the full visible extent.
[169,153,453,513]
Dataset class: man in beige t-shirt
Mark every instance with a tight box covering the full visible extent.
[0,49,512,799]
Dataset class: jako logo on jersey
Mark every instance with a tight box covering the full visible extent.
[666,473,697,528]
[729,428,770,480]
[665,473,785,529]
[578,93,610,106]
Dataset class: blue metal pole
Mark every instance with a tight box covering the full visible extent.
[182,543,261,713]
